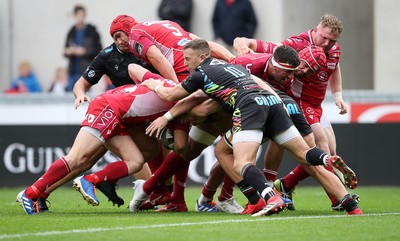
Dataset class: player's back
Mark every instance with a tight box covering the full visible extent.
[102,82,175,124]
[129,20,191,77]
[232,52,271,82]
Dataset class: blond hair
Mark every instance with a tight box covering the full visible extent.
[320,13,343,35]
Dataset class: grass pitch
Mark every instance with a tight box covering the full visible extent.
[1,186,399,241]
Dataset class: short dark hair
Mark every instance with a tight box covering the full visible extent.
[74,5,86,15]
[183,39,211,56]
[273,45,300,68]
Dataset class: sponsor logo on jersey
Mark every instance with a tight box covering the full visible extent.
[178,38,191,46]
[105,45,113,53]
[327,62,336,70]
[88,70,95,78]
[209,59,224,65]
[134,42,144,56]
[306,107,314,114]
[294,37,303,42]
[317,71,329,82]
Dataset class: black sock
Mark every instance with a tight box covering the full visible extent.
[242,164,275,201]
[305,147,329,166]
[237,180,260,205]
[340,194,358,212]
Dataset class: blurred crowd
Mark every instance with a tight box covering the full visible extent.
[3,0,257,95]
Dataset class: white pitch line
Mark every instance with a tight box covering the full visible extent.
[1,212,399,240]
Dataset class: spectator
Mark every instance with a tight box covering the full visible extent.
[64,5,102,92]
[5,61,41,93]
[158,0,193,32]
[48,67,68,94]
[212,0,257,50]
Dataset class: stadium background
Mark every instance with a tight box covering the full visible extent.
[0,0,399,187]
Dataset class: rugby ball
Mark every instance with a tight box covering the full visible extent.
[158,127,175,150]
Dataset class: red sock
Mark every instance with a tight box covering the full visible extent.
[327,193,338,205]
[152,183,169,195]
[40,191,50,199]
[26,157,71,200]
[143,152,188,195]
[263,168,278,182]
[283,164,309,190]
[218,174,235,201]
[171,161,190,203]
[147,145,164,173]
[85,161,129,185]
[202,183,217,200]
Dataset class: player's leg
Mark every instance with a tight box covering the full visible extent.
[262,141,283,183]
[215,137,262,215]
[193,114,242,212]
[130,126,193,212]
[231,131,285,217]
[156,128,190,212]
[36,129,153,210]
[277,128,362,214]
[302,164,362,214]
[18,129,104,214]
[74,125,160,206]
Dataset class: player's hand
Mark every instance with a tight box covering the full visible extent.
[141,78,163,91]
[74,95,91,109]
[236,46,253,56]
[333,93,348,115]
[336,100,348,115]
[146,116,169,138]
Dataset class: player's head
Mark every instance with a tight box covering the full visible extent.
[295,45,326,78]
[269,45,300,84]
[183,39,210,72]
[109,14,136,37]
[314,13,343,52]
[320,13,343,35]
[273,45,301,70]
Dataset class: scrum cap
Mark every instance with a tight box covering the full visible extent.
[299,45,326,71]
[109,14,136,37]
[299,46,326,72]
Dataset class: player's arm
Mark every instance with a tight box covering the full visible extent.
[328,63,347,115]
[146,89,207,137]
[233,37,257,55]
[73,77,93,109]
[190,98,221,117]
[128,63,154,84]
[146,45,179,83]
[209,41,236,62]
[142,78,189,102]
[189,33,235,62]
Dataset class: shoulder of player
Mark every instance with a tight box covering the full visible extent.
[99,44,117,56]
[99,43,135,59]
[282,32,310,49]
[326,43,341,59]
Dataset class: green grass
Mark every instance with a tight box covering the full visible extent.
[1,186,399,241]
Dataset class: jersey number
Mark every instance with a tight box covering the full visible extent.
[224,66,246,78]
[143,21,183,37]
[162,23,183,37]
